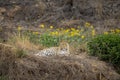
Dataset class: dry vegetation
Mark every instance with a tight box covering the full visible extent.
[0,43,120,80]
[7,34,44,51]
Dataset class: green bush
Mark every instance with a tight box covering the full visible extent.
[24,31,60,47]
[87,33,120,67]
[39,34,60,47]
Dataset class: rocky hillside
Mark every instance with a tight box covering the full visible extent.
[0,0,120,28]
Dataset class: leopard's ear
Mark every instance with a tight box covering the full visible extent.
[59,41,69,46]
[59,40,68,43]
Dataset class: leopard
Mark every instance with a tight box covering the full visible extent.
[35,41,70,56]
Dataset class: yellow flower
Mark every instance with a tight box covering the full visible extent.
[50,31,58,36]
[115,29,120,33]
[74,32,80,36]
[76,30,80,32]
[110,29,114,33]
[50,32,54,35]
[55,31,59,36]
[70,32,75,37]
[92,29,95,36]
[77,26,80,28]
[85,22,91,27]
[71,28,75,31]
[81,35,85,39]
[104,32,108,35]
[33,32,39,35]
[65,29,70,33]
[70,34,74,37]
[90,25,94,29]
[50,26,54,29]
[40,24,45,28]
[17,26,22,31]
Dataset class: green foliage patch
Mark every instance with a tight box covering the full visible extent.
[87,33,120,67]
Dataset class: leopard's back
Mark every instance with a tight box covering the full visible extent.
[35,42,70,56]
[35,47,58,56]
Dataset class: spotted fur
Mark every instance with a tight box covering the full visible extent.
[35,42,70,56]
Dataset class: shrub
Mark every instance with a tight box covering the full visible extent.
[87,33,120,67]
[39,34,60,47]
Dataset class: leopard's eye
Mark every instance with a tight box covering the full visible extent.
[61,48,67,51]
[60,48,64,50]
[65,48,67,51]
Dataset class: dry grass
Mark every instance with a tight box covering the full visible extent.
[0,43,120,80]
[7,34,44,52]
[59,20,81,27]
[0,43,16,78]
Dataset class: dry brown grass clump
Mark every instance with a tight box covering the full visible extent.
[7,34,44,52]
[0,43,120,80]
